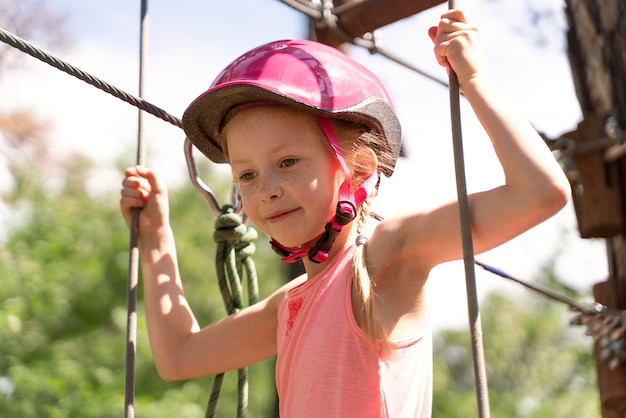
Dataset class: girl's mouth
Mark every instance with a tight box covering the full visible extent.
[265,208,299,223]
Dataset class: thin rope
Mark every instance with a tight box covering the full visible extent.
[446,1,490,417]
[476,260,626,370]
[475,261,594,313]
[208,206,259,418]
[0,25,182,129]
[124,1,149,417]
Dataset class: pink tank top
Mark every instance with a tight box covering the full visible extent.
[276,244,433,417]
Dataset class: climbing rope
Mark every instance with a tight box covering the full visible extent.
[476,261,626,370]
[124,1,149,417]
[184,137,258,417]
[0,26,182,130]
[208,206,259,418]
[444,1,490,417]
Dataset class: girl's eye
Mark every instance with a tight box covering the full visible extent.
[239,172,256,182]
[281,158,297,168]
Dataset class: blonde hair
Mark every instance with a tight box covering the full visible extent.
[334,123,395,350]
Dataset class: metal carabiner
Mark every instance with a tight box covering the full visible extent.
[183,137,245,217]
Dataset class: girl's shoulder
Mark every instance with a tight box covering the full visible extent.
[266,274,308,311]
[366,210,436,278]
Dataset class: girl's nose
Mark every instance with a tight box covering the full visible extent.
[259,173,283,202]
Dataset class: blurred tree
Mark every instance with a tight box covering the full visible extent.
[0,0,72,238]
[0,142,284,417]
[0,0,71,73]
[433,267,600,417]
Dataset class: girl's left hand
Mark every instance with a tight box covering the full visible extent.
[428,8,486,88]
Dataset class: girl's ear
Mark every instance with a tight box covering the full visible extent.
[352,147,378,189]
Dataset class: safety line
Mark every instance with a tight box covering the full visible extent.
[123,1,149,417]
[446,1,491,417]
[0,26,182,130]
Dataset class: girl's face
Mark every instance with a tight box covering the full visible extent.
[224,106,345,248]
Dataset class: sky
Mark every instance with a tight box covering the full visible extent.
[0,0,610,330]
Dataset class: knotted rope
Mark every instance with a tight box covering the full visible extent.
[207,206,259,418]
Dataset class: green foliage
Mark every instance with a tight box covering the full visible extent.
[0,152,284,417]
[0,135,600,418]
[1,149,603,417]
[432,269,600,417]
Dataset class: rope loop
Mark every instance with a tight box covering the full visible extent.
[207,204,259,418]
[214,206,245,238]
[213,206,258,259]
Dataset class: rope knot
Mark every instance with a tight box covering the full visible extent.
[213,205,256,243]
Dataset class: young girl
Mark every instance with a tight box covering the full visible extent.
[120,9,570,417]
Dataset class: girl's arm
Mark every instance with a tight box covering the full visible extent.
[373,9,570,274]
[121,166,285,380]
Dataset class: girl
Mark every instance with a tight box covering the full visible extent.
[120,9,570,417]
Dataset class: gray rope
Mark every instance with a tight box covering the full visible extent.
[0,25,182,130]
[446,1,490,417]
[476,260,626,370]
[124,1,149,417]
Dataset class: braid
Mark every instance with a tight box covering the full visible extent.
[352,196,390,351]
[330,120,394,351]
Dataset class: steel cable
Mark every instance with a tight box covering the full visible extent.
[0,25,182,129]
[446,1,491,417]
[123,1,149,417]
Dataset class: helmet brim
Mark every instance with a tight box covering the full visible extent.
[182,83,401,177]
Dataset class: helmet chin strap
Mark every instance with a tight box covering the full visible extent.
[270,117,378,264]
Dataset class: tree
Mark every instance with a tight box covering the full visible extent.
[433,267,599,417]
[0,141,284,417]
[0,0,70,73]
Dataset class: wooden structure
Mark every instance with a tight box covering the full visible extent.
[564,0,626,416]
[310,0,444,49]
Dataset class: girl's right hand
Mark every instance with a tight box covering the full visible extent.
[120,166,170,234]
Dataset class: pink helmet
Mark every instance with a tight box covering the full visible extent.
[182,38,401,177]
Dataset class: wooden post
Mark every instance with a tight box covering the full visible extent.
[564,0,626,416]
[566,114,623,238]
[593,281,626,415]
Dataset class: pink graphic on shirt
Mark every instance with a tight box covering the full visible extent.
[286,297,304,336]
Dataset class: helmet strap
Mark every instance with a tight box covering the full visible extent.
[270,117,378,264]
